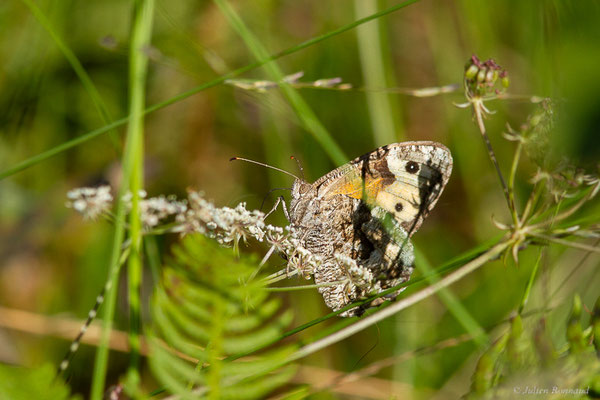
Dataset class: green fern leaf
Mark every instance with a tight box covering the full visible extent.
[148,234,296,399]
[0,363,81,400]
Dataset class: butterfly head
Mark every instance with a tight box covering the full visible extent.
[289,178,318,225]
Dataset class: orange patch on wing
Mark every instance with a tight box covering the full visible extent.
[329,177,385,201]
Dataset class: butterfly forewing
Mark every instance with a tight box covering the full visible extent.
[316,141,452,236]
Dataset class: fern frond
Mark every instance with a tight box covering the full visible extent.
[148,234,296,399]
[0,363,80,400]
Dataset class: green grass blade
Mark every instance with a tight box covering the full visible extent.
[89,203,128,400]
[213,0,347,165]
[89,0,155,397]
[20,0,120,150]
[354,0,401,144]
[123,0,155,391]
[0,0,419,180]
[0,117,127,180]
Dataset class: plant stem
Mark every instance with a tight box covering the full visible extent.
[89,0,155,397]
[473,101,511,212]
[518,249,543,314]
[508,139,523,227]
[125,0,155,391]
[89,182,129,399]
[354,0,400,144]
[521,179,545,224]
[529,233,600,254]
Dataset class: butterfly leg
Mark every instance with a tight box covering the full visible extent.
[264,195,291,222]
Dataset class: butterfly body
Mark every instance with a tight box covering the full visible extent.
[288,141,452,316]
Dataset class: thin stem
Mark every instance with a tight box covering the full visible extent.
[266,281,349,292]
[58,247,130,376]
[124,0,155,390]
[309,333,473,396]
[262,268,293,283]
[518,249,543,314]
[90,192,129,399]
[354,0,400,144]
[473,100,511,211]
[89,0,155,397]
[529,233,600,254]
[521,179,546,224]
[248,244,276,282]
[529,182,600,230]
[508,139,523,227]
[548,238,600,302]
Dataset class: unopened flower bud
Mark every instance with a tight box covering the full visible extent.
[465,64,479,80]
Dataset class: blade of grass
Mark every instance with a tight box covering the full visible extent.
[0,0,419,180]
[20,0,121,151]
[123,0,155,392]
[354,0,401,144]
[518,248,543,314]
[89,207,128,400]
[89,0,155,397]
[213,0,347,165]
[144,235,162,284]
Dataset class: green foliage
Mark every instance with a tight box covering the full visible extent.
[2,0,600,398]
[466,296,600,399]
[148,234,296,399]
[0,363,80,400]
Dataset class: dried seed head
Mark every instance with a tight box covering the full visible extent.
[139,196,187,229]
[66,186,113,220]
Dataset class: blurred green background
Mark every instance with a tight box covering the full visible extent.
[0,0,599,398]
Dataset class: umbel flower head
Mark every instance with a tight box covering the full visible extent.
[175,191,267,247]
[464,54,509,99]
[66,186,113,220]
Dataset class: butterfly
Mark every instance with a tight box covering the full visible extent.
[286,141,452,316]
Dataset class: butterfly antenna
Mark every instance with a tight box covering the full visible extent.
[230,157,300,180]
[290,155,305,180]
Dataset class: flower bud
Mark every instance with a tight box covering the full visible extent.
[465,64,479,80]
